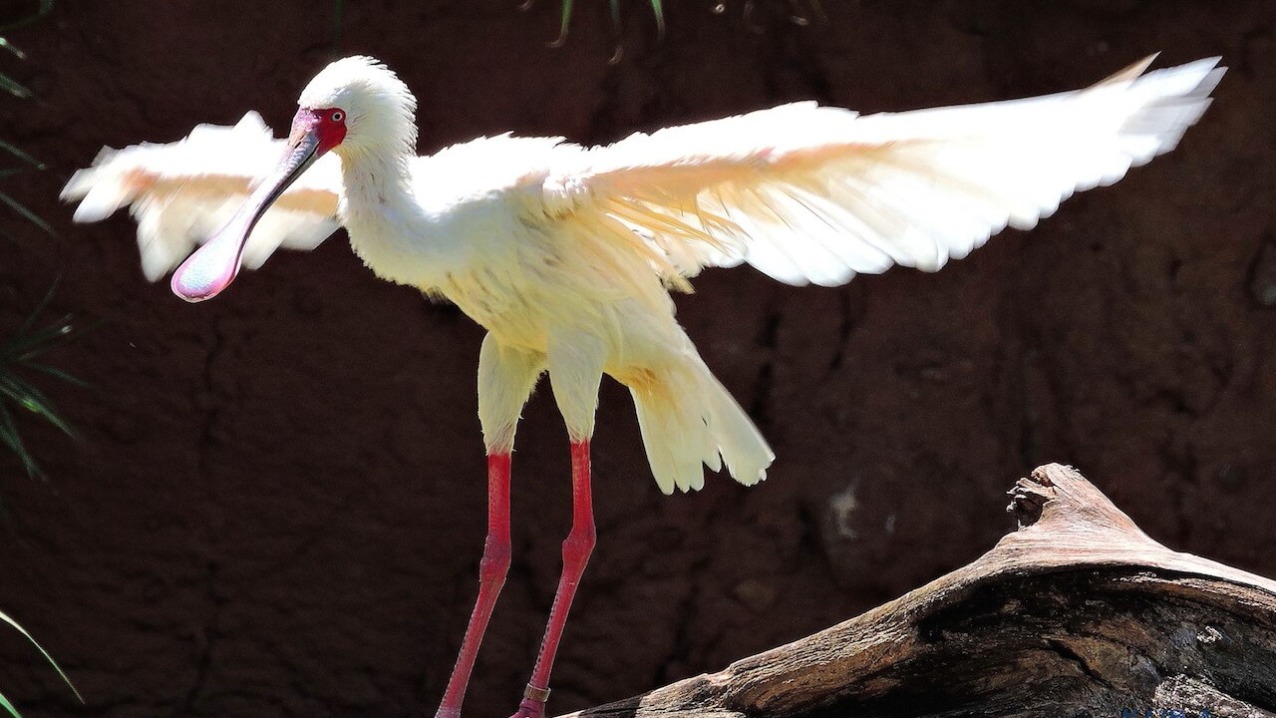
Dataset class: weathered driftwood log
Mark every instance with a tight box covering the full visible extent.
[564,464,1276,718]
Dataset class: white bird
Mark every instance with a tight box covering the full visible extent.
[62,54,1222,718]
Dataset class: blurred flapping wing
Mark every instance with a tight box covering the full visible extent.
[61,111,341,281]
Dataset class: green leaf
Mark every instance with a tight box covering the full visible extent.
[0,0,56,32]
[2,319,76,362]
[0,140,44,169]
[6,325,85,368]
[0,280,85,478]
[0,192,54,236]
[15,363,85,388]
[649,0,665,36]
[0,689,21,718]
[0,376,78,440]
[0,404,37,478]
[0,73,32,99]
[0,610,82,703]
[554,0,665,46]
[4,325,72,361]
[14,281,61,342]
[0,38,25,60]
[551,0,574,47]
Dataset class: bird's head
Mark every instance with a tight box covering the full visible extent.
[294,56,418,161]
[170,56,416,302]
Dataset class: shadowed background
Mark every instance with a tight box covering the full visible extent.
[0,1,1273,717]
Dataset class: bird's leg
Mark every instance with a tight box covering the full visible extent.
[444,334,544,718]
[512,439,595,718]
[436,451,513,718]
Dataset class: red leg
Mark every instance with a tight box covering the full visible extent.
[436,452,513,718]
[512,440,596,718]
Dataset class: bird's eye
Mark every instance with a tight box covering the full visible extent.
[330,110,345,123]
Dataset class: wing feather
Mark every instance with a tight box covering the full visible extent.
[61,111,342,281]
[549,56,1224,287]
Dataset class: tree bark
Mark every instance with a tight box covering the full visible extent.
[562,464,1276,718]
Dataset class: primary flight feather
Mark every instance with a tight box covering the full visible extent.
[62,54,1223,718]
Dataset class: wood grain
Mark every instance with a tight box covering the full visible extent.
[561,465,1276,718]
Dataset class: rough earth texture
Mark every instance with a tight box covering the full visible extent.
[0,2,1273,717]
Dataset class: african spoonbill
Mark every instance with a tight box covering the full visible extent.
[63,54,1223,718]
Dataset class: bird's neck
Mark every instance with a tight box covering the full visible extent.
[337,144,415,213]
[334,144,445,290]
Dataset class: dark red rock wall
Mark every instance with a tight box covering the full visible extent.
[0,1,1273,717]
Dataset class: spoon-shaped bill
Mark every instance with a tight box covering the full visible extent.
[170,127,322,302]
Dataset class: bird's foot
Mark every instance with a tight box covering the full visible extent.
[509,685,549,718]
[509,698,546,718]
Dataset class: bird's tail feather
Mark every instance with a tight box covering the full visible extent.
[629,360,774,495]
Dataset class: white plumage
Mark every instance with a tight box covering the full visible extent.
[63,111,343,281]
[61,54,1223,718]
[61,54,1222,491]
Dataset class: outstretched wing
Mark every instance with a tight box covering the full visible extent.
[61,111,342,281]
[549,56,1223,288]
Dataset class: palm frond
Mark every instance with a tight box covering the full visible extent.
[0,688,20,718]
[0,39,31,99]
[0,405,37,478]
[530,0,667,46]
[0,1,55,33]
[0,610,82,714]
[0,141,43,170]
[0,75,30,99]
[0,8,81,716]
[0,192,53,236]
[0,283,85,479]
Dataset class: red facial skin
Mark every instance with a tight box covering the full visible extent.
[292,106,348,154]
